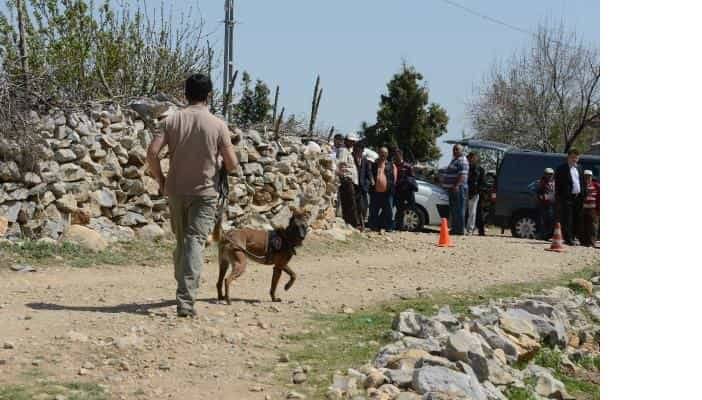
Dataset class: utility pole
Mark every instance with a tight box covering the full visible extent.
[222,0,235,120]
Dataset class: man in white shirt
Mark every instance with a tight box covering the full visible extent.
[555,149,586,245]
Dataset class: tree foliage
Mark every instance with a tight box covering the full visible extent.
[0,0,210,133]
[231,71,272,129]
[363,63,448,162]
[469,23,600,153]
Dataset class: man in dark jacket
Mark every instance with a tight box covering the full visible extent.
[393,148,417,230]
[554,149,586,245]
[466,152,485,236]
[369,146,396,232]
[353,141,373,230]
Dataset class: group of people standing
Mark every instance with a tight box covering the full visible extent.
[332,134,418,232]
[537,149,600,247]
[441,144,487,236]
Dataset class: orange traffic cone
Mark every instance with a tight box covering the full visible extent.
[437,218,455,247]
[545,222,566,252]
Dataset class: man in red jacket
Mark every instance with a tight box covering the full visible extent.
[536,167,556,240]
[581,170,600,247]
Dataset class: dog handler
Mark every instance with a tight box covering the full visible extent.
[147,74,238,317]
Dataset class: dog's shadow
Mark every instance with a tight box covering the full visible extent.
[26,297,263,316]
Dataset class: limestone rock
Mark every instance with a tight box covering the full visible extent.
[499,310,539,340]
[0,161,21,182]
[0,216,7,237]
[411,366,485,399]
[136,224,165,240]
[61,225,107,251]
[59,163,86,182]
[444,330,489,382]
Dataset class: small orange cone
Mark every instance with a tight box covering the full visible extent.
[546,222,566,252]
[437,218,455,247]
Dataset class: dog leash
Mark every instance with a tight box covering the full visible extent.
[215,164,229,224]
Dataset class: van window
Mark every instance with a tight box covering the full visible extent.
[499,153,565,188]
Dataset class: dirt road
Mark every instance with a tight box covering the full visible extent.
[0,231,599,400]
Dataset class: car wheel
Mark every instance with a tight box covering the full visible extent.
[397,206,425,232]
[511,215,537,239]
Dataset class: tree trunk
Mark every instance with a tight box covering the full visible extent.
[274,106,285,140]
[16,0,30,95]
[308,75,320,134]
[272,85,279,124]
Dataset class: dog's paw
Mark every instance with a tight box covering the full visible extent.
[284,281,294,291]
[271,297,282,303]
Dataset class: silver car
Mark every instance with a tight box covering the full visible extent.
[396,179,449,231]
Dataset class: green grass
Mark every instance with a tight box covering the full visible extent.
[526,348,600,400]
[279,265,599,398]
[0,381,108,400]
[1,239,172,268]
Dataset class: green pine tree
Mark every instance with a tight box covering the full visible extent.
[363,63,448,162]
[252,79,272,124]
[232,72,271,128]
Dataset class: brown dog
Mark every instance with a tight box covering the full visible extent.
[211,210,308,303]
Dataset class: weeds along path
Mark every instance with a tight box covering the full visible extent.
[0,231,599,400]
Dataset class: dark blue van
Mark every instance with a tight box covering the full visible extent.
[446,139,600,238]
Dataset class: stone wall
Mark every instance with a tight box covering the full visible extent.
[0,98,338,243]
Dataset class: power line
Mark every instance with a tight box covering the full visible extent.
[435,0,534,37]
[434,0,590,50]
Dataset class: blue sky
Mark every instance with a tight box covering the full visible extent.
[15,0,600,164]
[189,0,599,164]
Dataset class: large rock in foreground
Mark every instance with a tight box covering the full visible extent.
[412,366,486,400]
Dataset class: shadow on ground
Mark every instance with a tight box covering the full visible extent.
[25,297,262,316]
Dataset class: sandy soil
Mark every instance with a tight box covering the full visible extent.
[0,230,599,400]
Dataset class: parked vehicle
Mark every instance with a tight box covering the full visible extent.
[494,151,599,238]
[395,179,449,231]
[445,139,600,239]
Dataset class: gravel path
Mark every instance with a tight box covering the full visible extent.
[0,231,599,399]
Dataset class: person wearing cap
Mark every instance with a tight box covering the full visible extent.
[536,167,557,240]
[554,149,586,245]
[580,170,599,247]
[336,133,360,227]
[353,140,373,230]
[331,133,344,160]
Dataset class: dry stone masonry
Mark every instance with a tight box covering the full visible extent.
[326,276,600,400]
[0,98,339,245]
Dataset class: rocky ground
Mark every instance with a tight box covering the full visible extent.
[0,230,599,400]
[328,277,600,400]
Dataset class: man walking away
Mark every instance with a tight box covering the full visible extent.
[581,170,599,247]
[393,149,417,230]
[353,141,373,230]
[147,74,238,318]
[537,167,556,241]
[554,149,585,246]
[442,144,469,235]
[369,147,397,232]
[336,133,360,227]
[466,152,484,235]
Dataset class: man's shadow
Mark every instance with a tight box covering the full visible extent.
[26,297,262,316]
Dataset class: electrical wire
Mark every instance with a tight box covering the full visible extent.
[435,0,535,36]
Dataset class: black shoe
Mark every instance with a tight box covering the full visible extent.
[177,308,197,318]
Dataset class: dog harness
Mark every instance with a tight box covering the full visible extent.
[265,231,283,264]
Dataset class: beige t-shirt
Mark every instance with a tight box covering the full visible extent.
[158,104,233,197]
